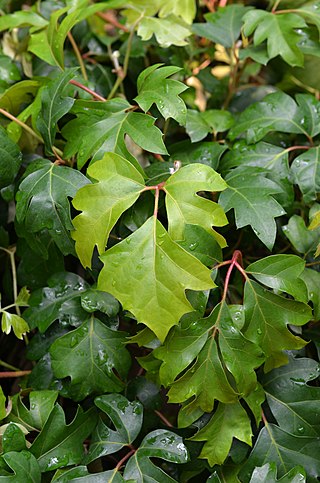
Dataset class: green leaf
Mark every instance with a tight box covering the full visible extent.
[282,214,320,254]
[291,146,320,203]
[60,469,125,482]
[62,98,167,169]
[0,387,6,421]
[23,272,89,332]
[249,463,306,483]
[85,394,143,463]
[72,153,145,268]
[158,0,196,24]
[0,10,48,31]
[51,466,88,482]
[186,109,234,142]
[262,356,320,437]
[297,2,320,36]
[7,390,58,432]
[36,69,77,154]
[3,423,26,452]
[135,64,188,125]
[0,451,41,482]
[240,424,320,482]
[98,217,215,342]
[192,5,251,48]
[228,92,318,143]
[15,287,30,307]
[169,141,228,170]
[190,401,252,466]
[177,225,223,266]
[80,289,119,316]
[300,268,320,319]
[30,405,97,472]
[0,126,22,189]
[15,159,90,256]
[219,167,285,250]
[164,163,228,245]
[242,10,306,66]
[1,313,29,340]
[137,15,191,48]
[50,317,131,400]
[243,280,311,371]
[245,255,308,302]
[123,429,189,482]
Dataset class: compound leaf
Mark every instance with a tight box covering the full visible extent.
[15,159,90,255]
[291,146,320,204]
[72,153,145,268]
[50,317,131,400]
[190,401,252,466]
[135,64,188,125]
[98,217,215,342]
[85,394,143,463]
[219,167,285,250]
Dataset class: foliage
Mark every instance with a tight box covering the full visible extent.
[0,0,320,481]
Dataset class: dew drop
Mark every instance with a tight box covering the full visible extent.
[257,328,262,335]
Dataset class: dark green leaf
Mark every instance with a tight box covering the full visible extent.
[300,268,320,319]
[80,289,119,316]
[177,224,222,266]
[186,109,234,142]
[291,146,320,203]
[7,390,58,431]
[0,451,41,482]
[3,423,26,452]
[0,126,22,189]
[170,141,228,170]
[282,214,320,254]
[249,463,306,483]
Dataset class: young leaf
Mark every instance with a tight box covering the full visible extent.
[15,159,90,255]
[98,217,215,342]
[164,163,228,245]
[62,99,167,169]
[50,317,131,400]
[186,109,234,143]
[135,64,188,125]
[243,280,311,371]
[291,146,320,203]
[192,5,251,48]
[219,167,285,250]
[137,15,191,48]
[249,463,306,483]
[0,451,41,483]
[72,153,145,268]
[245,255,308,303]
[85,394,143,463]
[7,390,58,432]
[15,287,30,307]
[190,401,252,466]
[1,313,29,340]
[36,69,77,154]
[240,424,320,482]
[242,10,306,66]
[168,336,238,412]
[23,272,89,333]
[123,429,189,482]
[30,405,97,472]
[0,126,22,189]
[262,356,320,437]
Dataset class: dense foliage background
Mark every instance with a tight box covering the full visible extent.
[0,0,320,481]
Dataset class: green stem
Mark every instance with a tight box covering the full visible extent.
[0,360,20,372]
[0,108,43,143]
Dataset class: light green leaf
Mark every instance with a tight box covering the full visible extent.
[243,280,311,371]
[62,99,167,170]
[291,146,320,203]
[15,287,30,307]
[190,401,252,466]
[137,15,191,47]
[85,394,143,463]
[72,153,145,268]
[98,217,215,342]
[158,0,196,24]
[192,5,251,48]
[0,451,41,482]
[0,387,6,421]
[242,10,306,66]
[164,163,228,245]
[50,317,131,400]
[15,159,90,256]
[1,312,29,340]
[246,255,308,302]
[135,64,188,125]
[0,10,48,32]
[219,167,285,250]
[0,126,22,189]
[186,109,234,142]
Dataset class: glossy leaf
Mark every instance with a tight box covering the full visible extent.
[7,390,58,432]
[0,451,41,482]
[192,5,251,48]
[36,69,77,154]
[300,268,320,319]
[23,272,89,332]
[291,146,320,203]
[123,429,189,482]
[30,405,97,472]
[282,214,320,254]
[72,153,145,268]
[243,280,311,371]
[249,463,306,483]
[85,394,143,463]
[219,167,285,250]
[53,468,125,482]
[190,401,252,466]
[80,289,119,316]
[164,163,227,245]
[177,224,223,266]
[186,109,234,142]
[15,159,90,255]
[3,423,27,452]
[0,126,22,189]
[98,217,215,342]
[135,64,188,125]
[50,317,131,400]
[62,98,167,169]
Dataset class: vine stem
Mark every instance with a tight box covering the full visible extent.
[154,409,174,428]
[67,31,88,81]
[271,0,282,13]
[0,360,20,372]
[153,186,160,218]
[222,250,242,301]
[69,79,106,102]
[0,371,31,378]
[115,448,135,471]
[0,108,43,143]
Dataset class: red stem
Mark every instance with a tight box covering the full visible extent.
[115,448,135,471]
[0,371,31,378]
[69,79,106,102]
[154,409,174,428]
